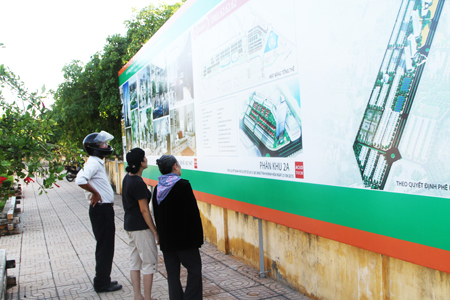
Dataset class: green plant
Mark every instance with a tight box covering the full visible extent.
[0,65,81,196]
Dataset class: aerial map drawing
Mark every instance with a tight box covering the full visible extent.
[353,0,445,190]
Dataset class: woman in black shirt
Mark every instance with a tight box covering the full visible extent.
[123,148,159,300]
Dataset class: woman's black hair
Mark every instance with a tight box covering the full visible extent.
[126,148,145,174]
[156,155,178,175]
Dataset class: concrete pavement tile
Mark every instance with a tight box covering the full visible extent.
[158,264,187,279]
[48,251,79,259]
[97,284,133,300]
[202,262,259,291]
[20,237,46,245]
[19,256,51,265]
[68,224,92,232]
[150,278,169,300]
[57,281,98,297]
[72,245,96,256]
[18,268,52,278]
[79,258,96,268]
[22,246,48,253]
[200,243,222,256]
[55,276,92,287]
[200,252,216,264]
[180,267,191,288]
[52,268,91,286]
[18,276,55,288]
[263,281,303,298]
[114,249,130,258]
[50,258,84,270]
[80,267,96,279]
[115,243,130,251]
[236,265,272,284]
[113,257,131,272]
[65,224,91,232]
[229,285,278,299]
[20,257,52,266]
[46,241,75,250]
[153,271,166,282]
[202,277,226,297]
[20,227,43,233]
[64,229,90,237]
[157,263,167,279]
[17,285,58,299]
[110,266,129,279]
[0,247,20,259]
[59,293,101,300]
[202,261,230,276]
[209,250,248,262]
[19,250,49,259]
[69,234,95,243]
[218,256,245,271]
[112,251,129,261]
[0,235,22,251]
[215,276,259,292]
[7,180,313,300]
[204,292,239,299]
[200,243,218,251]
[115,238,129,246]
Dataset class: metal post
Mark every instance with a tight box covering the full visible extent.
[115,157,120,194]
[257,218,265,278]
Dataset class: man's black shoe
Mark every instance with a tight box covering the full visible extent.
[94,282,122,293]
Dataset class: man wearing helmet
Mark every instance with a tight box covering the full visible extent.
[76,131,122,293]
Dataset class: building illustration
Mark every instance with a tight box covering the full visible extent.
[201,23,294,81]
[243,88,302,157]
[196,5,298,102]
[170,104,196,156]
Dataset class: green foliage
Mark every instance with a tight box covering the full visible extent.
[123,2,183,63]
[0,65,81,196]
[51,2,184,156]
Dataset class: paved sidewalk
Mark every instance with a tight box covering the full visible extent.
[0,179,311,300]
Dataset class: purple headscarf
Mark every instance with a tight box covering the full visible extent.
[156,173,181,204]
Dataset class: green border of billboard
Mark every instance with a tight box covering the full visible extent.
[142,165,450,252]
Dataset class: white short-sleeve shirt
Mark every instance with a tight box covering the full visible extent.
[76,156,114,204]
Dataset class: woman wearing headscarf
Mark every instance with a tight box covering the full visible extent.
[152,155,204,300]
[122,148,159,300]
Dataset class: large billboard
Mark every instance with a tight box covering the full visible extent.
[120,0,450,273]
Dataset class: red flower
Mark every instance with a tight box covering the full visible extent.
[24,176,35,184]
[0,176,7,186]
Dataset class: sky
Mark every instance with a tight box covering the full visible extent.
[0,0,180,105]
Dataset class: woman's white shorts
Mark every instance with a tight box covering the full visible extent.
[127,229,158,275]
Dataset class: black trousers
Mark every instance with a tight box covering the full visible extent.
[89,204,115,288]
[163,248,202,300]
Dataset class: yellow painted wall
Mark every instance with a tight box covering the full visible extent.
[105,158,125,195]
[105,161,450,300]
[198,201,450,300]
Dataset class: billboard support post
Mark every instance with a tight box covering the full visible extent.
[256,217,266,278]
